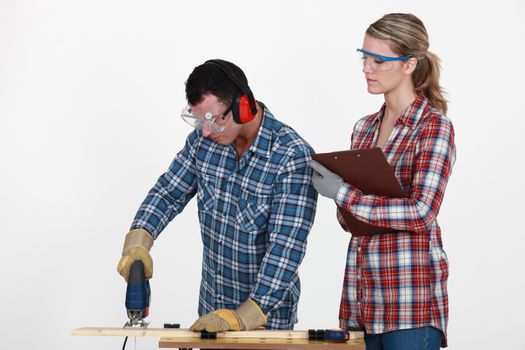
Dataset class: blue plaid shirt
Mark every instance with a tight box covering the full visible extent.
[131,105,318,329]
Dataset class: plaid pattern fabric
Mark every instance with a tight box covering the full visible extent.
[131,106,318,329]
[335,94,455,346]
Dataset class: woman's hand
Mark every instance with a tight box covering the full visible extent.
[310,160,343,200]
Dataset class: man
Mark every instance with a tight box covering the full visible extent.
[117,59,318,332]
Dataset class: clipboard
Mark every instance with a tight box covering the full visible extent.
[312,147,409,236]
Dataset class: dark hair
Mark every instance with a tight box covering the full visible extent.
[185,60,247,106]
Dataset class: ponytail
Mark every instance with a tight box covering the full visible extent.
[412,51,448,114]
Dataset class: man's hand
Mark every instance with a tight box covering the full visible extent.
[310,160,343,200]
[117,229,154,282]
[190,299,266,332]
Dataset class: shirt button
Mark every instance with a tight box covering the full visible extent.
[357,246,361,252]
[217,295,222,301]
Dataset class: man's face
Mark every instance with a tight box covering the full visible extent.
[189,94,241,145]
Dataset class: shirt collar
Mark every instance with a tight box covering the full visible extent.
[372,93,430,129]
[246,102,273,159]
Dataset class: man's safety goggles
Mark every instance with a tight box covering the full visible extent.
[357,48,411,71]
[180,104,232,133]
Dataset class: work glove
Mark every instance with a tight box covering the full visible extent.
[190,299,266,332]
[117,229,154,282]
[310,160,343,200]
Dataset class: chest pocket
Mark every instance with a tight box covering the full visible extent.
[236,191,271,233]
[197,177,215,211]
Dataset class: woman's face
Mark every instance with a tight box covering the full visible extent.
[361,34,414,95]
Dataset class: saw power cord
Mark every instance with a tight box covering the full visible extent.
[122,336,137,350]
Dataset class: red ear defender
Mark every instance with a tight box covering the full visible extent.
[232,94,257,124]
[203,59,258,124]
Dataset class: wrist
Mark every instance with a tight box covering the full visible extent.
[236,299,267,331]
[335,182,359,208]
[333,178,343,199]
[123,229,154,254]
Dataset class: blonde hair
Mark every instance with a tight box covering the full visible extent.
[366,13,448,114]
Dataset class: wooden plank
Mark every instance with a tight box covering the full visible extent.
[158,336,366,350]
[72,328,364,340]
[72,327,197,337]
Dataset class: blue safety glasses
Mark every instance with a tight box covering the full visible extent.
[357,48,411,71]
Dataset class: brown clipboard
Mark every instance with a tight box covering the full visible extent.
[312,147,409,236]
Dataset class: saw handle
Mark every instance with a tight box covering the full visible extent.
[125,260,150,317]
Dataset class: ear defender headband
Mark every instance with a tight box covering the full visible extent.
[204,59,258,124]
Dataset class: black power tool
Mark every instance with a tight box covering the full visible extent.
[124,260,150,328]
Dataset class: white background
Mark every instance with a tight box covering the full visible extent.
[2,1,524,349]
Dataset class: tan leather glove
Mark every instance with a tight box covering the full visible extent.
[190,299,266,332]
[117,229,154,282]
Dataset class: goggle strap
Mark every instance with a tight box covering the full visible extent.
[222,103,233,120]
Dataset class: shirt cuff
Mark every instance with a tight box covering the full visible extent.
[335,182,360,209]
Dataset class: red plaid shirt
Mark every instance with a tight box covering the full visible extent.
[335,94,455,347]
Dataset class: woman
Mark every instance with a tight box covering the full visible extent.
[311,13,456,349]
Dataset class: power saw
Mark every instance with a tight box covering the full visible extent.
[124,260,150,328]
